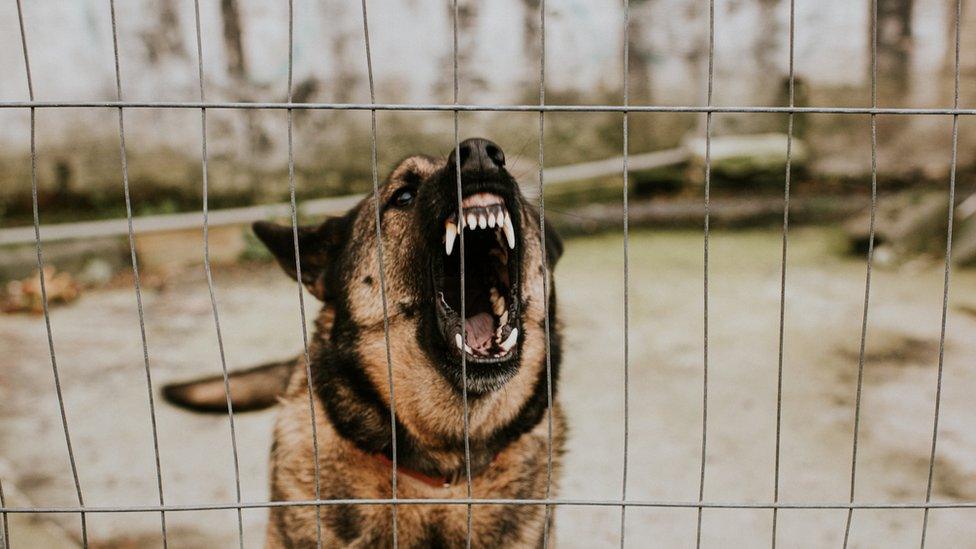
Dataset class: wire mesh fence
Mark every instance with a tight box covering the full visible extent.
[0,0,971,548]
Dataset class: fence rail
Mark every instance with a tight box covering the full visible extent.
[0,149,685,246]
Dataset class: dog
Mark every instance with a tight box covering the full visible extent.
[163,138,565,547]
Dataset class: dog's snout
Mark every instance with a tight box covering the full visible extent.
[449,138,506,175]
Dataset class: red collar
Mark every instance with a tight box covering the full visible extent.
[373,453,498,489]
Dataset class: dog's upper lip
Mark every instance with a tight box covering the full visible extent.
[460,192,504,209]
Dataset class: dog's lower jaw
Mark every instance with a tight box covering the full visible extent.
[448,359,521,395]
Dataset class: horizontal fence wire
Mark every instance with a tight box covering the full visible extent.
[0,102,975,115]
[0,101,976,116]
[3,499,976,514]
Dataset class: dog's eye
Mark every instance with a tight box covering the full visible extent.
[391,188,416,208]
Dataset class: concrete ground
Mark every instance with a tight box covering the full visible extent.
[1,227,975,548]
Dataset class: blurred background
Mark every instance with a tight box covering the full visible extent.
[1,0,976,547]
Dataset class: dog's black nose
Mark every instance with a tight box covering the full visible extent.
[448,138,506,175]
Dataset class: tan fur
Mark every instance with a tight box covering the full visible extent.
[267,363,564,548]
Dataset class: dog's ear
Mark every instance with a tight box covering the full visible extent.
[544,219,564,268]
[252,217,346,301]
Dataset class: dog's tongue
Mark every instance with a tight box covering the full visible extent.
[464,312,495,353]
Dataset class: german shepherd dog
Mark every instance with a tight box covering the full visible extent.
[163,138,565,547]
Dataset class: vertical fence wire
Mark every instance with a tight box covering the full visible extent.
[770,0,797,547]
[190,2,245,546]
[694,0,716,547]
[618,0,631,547]
[536,0,557,546]
[284,2,324,547]
[0,478,8,549]
[357,1,401,545]
[106,1,168,546]
[842,0,880,545]
[539,0,553,548]
[14,1,89,546]
[451,2,474,547]
[919,0,963,546]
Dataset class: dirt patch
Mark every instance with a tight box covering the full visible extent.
[90,527,211,549]
[957,304,976,319]
[934,458,976,501]
[887,452,976,502]
[835,331,942,369]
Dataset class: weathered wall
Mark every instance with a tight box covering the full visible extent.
[0,0,973,212]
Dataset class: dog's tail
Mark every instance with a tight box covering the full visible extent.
[162,357,299,413]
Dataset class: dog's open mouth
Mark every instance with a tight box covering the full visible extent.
[433,192,521,363]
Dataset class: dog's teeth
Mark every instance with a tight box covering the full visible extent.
[445,222,457,255]
[464,343,474,354]
[500,310,508,326]
[478,214,487,229]
[488,211,497,228]
[466,213,477,230]
[495,209,505,225]
[455,333,463,350]
[491,289,505,316]
[500,328,518,352]
[502,216,516,249]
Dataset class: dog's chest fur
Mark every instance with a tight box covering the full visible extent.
[266,366,565,548]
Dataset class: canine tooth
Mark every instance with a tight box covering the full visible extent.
[464,343,474,354]
[455,333,463,350]
[502,216,516,249]
[488,211,497,228]
[500,328,518,351]
[466,213,477,230]
[500,311,508,326]
[445,222,457,255]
